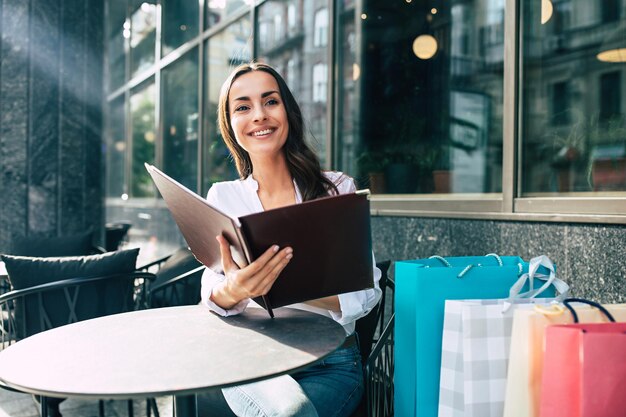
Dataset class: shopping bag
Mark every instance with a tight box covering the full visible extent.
[540,298,626,417]
[503,300,626,417]
[438,256,568,417]
[395,254,557,417]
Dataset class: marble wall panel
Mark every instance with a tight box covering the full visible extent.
[372,217,626,303]
[0,0,104,252]
[28,0,61,235]
[59,0,87,234]
[0,0,30,249]
[565,225,626,303]
[85,0,105,246]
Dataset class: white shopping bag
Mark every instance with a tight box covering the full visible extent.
[438,256,568,417]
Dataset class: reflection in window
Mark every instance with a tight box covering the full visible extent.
[600,72,621,122]
[336,4,359,181]
[106,97,126,198]
[602,0,620,23]
[258,0,329,166]
[130,81,156,197]
[161,0,199,57]
[522,1,626,194]
[202,17,252,194]
[162,50,199,191]
[288,4,297,34]
[130,1,157,77]
[312,63,327,103]
[551,81,570,126]
[206,0,249,29]
[314,8,328,47]
[342,1,504,194]
[286,58,296,91]
[274,15,283,43]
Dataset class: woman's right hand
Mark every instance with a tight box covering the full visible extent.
[209,234,293,309]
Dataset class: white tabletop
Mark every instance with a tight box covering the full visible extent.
[0,305,345,400]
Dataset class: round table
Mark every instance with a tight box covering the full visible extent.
[0,305,346,417]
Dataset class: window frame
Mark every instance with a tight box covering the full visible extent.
[105,0,626,224]
[368,1,626,224]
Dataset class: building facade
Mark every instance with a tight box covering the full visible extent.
[0,0,624,302]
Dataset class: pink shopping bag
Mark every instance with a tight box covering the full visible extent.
[540,299,626,417]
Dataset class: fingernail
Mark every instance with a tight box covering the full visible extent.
[286,253,293,260]
[286,248,293,254]
[273,245,279,252]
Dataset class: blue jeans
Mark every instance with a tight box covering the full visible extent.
[222,344,364,417]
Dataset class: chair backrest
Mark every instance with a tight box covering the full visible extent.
[355,260,391,363]
[7,231,96,257]
[148,247,203,308]
[0,272,153,345]
[105,223,132,252]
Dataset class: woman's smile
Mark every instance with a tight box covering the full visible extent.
[249,127,277,138]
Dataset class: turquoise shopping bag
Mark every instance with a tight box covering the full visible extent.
[394,255,557,417]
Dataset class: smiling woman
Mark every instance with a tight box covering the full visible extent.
[199,62,383,417]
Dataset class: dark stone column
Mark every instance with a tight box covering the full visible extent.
[0,0,30,248]
[0,0,104,252]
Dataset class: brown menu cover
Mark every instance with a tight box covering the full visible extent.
[145,164,374,317]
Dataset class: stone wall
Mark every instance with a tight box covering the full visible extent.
[0,0,104,250]
[372,217,626,303]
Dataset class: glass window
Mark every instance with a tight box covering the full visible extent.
[202,17,252,194]
[130,80,156,197]
[161,0,199,57]
[130,0,157,78]
[106,96,127,198]
[314,8,328,47]
[521,0,626,194]
[312,62,327,103]
[602,0,620,24]
[205,0,250,29]
[339,1,504,194]
[257,0,329,166]
[106,0,127,92]
[335,2,359,183]
[161,49,199,191]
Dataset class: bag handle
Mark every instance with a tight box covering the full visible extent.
[507,255,569,300]
[428,253,503,278]
[428,255,452,267]
[533,303,566,316]
[501,255,569,312]
[563,297,616,323]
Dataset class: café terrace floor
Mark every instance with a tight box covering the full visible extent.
[0,390,174,417]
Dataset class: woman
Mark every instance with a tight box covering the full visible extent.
[200,62,382,417]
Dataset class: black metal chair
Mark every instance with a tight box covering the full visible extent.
[0,270,155,417]
[141,247,204,309]
[105,223,132,252]
[351,260,394,417]
[0,231,106,296]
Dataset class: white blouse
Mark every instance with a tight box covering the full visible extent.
[200,171,382,335]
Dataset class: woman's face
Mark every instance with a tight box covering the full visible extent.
[227,70,289,161]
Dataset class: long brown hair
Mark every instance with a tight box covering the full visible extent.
[217,62,337,201]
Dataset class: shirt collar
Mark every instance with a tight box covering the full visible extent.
[244,175,302,204]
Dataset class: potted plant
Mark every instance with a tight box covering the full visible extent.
[587,115,626,191]
[357,150,389,194]
[545,119,587,192]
